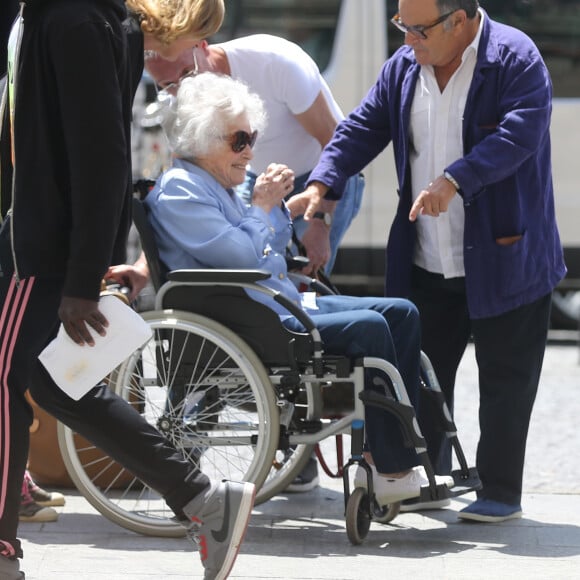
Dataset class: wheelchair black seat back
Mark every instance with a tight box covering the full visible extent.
[158,276,315,368]
[131,183,168,293]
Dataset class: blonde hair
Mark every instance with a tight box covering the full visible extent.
[126,0,225,44]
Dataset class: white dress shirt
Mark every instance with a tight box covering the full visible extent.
[409,11,484,277]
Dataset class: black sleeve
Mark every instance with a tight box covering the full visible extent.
[49,17,131,299]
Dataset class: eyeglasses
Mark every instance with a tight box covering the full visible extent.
[156,49,199,94]
[158,68,197,93]
[390,10,457,40]
[224,130,258,153]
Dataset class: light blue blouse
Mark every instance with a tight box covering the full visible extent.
[145,158,303,317]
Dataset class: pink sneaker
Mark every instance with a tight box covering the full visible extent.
[19,475,58,523]
[24,470,65,507]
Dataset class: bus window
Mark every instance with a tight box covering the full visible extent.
[385,0,580,98]
[213,0,341,73]
[483,0,580,98]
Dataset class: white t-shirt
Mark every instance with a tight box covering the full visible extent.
[219,34,344,176]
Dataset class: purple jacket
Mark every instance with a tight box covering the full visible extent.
[309,12,566,318]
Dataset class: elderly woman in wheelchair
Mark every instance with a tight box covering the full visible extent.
[142,71,455,512]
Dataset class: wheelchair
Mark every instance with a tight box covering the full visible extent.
[56,192,481,542]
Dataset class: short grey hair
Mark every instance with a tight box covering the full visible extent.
[162,72,267,159]
[437,0,479,19]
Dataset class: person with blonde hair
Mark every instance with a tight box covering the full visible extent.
[0,2,254,580]
[127,0,224,55]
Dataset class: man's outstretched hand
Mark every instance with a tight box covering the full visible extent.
[409,175,457,221]
[286,181,334,274]
[286,183,326,221]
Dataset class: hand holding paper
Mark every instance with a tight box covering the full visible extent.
[39,295,153,400]
[58,295,109,346]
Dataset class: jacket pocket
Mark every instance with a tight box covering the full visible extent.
[492,232,537,298]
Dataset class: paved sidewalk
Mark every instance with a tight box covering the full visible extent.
[17,485,580,579]
[18,344,580,579]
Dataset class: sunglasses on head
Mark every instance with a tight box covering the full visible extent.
[225,130,258,153]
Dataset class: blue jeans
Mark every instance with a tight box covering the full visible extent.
[283,295,421,473]
[237,171,364,274]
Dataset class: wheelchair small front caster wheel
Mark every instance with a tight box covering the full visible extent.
[373,500,401,524]
[345,487,371,545]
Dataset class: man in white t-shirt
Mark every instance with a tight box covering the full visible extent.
[146,34,365,275]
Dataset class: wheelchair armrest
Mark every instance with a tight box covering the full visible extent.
[167,269,272,284]
[158,268,326,374]
[286,255,309,271]
[287,272,337,297]
[163,268,317,333]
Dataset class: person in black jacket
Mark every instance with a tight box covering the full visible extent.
[0,2,257,580]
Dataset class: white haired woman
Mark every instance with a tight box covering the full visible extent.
[146,72,454,506]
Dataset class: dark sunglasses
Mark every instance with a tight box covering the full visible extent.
[226,130,258,153]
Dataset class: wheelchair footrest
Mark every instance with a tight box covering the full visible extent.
[417,466,481,503]
[417,482,452,503]
[448,466,482,497]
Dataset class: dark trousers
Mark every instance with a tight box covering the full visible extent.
[0,239,208,557]
[410,266,551,505]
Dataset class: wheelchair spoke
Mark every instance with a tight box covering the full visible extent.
[58,310,278,536]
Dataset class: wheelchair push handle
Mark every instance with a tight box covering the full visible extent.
[100,280,132,306]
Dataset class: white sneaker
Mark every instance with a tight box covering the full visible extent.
[354,464,454,506]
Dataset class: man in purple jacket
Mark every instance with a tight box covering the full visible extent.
[290,0,566,522]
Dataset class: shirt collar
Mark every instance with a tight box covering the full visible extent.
[462,8,485,64]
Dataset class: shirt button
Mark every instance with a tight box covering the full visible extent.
[278,273,285,280]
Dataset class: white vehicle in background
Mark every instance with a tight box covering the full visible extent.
[133,0,580,328]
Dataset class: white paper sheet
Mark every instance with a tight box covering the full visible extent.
[39,295,153,400]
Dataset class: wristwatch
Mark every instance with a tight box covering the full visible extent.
[313,212,333,226]
[443,171,461,191]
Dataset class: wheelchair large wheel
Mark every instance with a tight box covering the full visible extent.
[57,309,279,537]
[255,381,322,503]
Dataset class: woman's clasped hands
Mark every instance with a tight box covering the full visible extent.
[252,163,295,212]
